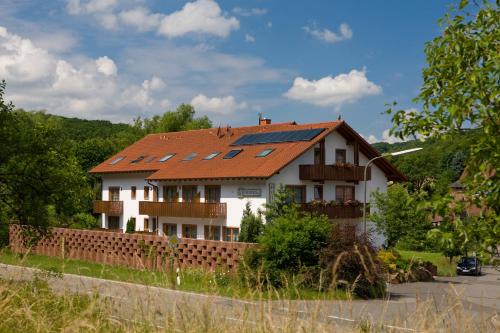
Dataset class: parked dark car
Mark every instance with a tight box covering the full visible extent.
[456,257,482,276]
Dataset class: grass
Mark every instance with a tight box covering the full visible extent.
[0,248,348,301]
[397,250,457,276]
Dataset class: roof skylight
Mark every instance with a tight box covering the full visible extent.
[130,156,146,164]
[145,156,156,163]
[109,156,125,165]
[223,149,243,159]
[158,154,175,162]
[183,152,198,161]
[204,152,221,160]
[256,148,274,157]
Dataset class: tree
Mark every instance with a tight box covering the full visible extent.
[263,185,295,224]
[371,184,430,248]
[0,81,92,240]
[387,0,500,255]
[125,218,135,234]
[133,104,212,134]
[239,202,263,243]
[427,220,467,263]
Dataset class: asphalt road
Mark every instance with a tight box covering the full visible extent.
[0,263,498,332]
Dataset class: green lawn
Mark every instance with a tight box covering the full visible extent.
[398,250,457,276]
[0,249,348,301]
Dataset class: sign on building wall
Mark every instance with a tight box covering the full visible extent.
[237,187,262,198]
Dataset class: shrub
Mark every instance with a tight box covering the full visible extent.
[68,213,99,230]
[0,223,8,247]
[319,224,386,299]
[125,218,135,234]
[239,202,263,243]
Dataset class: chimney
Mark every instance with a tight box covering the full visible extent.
[258,113,271,125]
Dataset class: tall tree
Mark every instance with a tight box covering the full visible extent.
[0,81,91,240]
[387,1,499,255]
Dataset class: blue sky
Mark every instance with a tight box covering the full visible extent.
[0,0,453,142]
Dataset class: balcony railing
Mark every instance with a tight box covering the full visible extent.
[139,201,227,219]
[93,200,123,215]
[300,202,365,219]
[299,164,370,182]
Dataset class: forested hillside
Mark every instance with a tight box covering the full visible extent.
[372,130,479,195]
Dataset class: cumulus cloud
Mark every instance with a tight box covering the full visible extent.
[245,33,255,43]
[190,94,247,115]
[304,23,352,43]
[363,129,404,144]
[95,56,117,76]
[0,26,172,120]
[232,7,267,16]
[118,7,163,32]
[66,0,117,15]
[158,0,239,38]
[284,69,382,108]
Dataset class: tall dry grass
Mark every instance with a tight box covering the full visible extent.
[0,271,496,333]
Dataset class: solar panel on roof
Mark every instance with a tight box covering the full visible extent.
[231,128,325,146]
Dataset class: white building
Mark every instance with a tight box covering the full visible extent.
[90,119,405,242]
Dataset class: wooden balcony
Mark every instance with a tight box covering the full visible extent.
[139,201,227,219]
[93,200,123,215]
[300,203,365,219]
[299,164,370,182]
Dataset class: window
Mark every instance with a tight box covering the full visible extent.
[204,225,221,241]
[152,186,158,202]
[205,185,221,203]
[131,186,136,200]
[183,152,197,161]
[182,224,197,239]
[204,152,220,160]
[314,185,323,201]
[143,218,149,231]
[286,185,306,203]
[159,153,175,162]
[163,223,177,237]
[145,156,156,163]
[223,149,242,159]
[131,155,146,164]
[314,140,325,165]
[163,186,178,202]
[335,149,347,164]
[182,185,198,202]
[144,186,150,200]
[256,148,274,157]
[335,185,355,203]
[109,156,125,165]
[152,217,158,233]
[108,187,120,201]
[107,216,120,229]
[223,227,239,242]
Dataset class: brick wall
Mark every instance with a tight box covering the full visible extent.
[9,225,255,271]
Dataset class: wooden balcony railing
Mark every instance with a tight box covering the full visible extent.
[300,203,365,219]
[299,164,370,182]
[93,200,123,215]
[139,201,227,219]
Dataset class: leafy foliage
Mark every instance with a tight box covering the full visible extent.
[371,184,431,249]
[0,81,92,239]
[386,0,500,256]
[68,213,99,230]
[238,202,263,243]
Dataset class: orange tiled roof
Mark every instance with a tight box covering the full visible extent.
[89,121,406,181]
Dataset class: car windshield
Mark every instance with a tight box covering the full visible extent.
[459,258,476,265]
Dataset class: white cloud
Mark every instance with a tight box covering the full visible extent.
[363,129,404,144]
[67,0,117,15]
[284,69,382,108]
[31,30,77,53]
[304,23,352,43]
[232,7,267,16]
[119,7,163,32]
[96,56,117,76]
[98,13,118,30]
[245,33,255,43]
[142,76,166,91]
[0,26,56,82]
[158,0,239,38]
[190,94,247,115]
